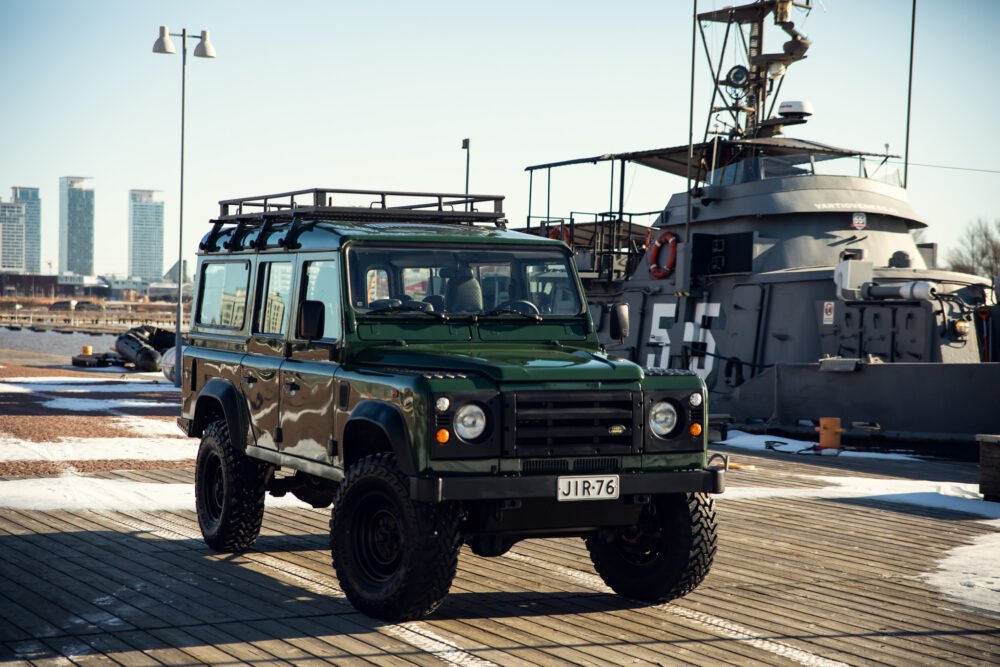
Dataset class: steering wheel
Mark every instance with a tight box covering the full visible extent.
[494,300,540,315]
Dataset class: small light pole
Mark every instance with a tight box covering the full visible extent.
[152,25,216,387]
[462,138,470,210]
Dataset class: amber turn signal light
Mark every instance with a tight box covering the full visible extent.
[435,428,451,444]
[689,423,703,437]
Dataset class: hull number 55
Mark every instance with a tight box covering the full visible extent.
[557,475,620,501]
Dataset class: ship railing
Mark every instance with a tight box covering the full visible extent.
[525,211,659,281]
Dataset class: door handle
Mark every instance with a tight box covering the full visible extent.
[243,374,257,386]
[283,381,300,393]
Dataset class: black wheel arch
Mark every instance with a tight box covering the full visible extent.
[344,400,415,475]
[192,378,251,452]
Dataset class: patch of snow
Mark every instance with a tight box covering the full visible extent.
[112,415,184,438]
[924,520,1000,616]
[715,430,920,460]
[0,476,307,511]
[724,475,1000,618]
[0,435,195,461]
[723,476,997,516]
[0,380,178,394]
[40,397,176,412]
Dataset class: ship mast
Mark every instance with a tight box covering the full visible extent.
[699,0,812,141]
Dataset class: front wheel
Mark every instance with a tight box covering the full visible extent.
[586,492,717,602]
[195,419,268,553]
[330,453,460,621]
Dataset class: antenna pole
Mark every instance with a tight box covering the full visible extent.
[903,0,916,188]
[684,0,698,271]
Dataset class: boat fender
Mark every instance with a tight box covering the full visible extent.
[547,225,571,244]
[649,231,678,279]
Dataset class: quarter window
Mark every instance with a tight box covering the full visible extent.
[196,262,249,328]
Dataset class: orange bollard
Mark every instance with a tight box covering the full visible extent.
[815,417,844,450]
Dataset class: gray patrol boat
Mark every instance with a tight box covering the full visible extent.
[523,0,999,455]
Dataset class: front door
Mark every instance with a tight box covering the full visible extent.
[278,255,343,466]
[241,260,294,450]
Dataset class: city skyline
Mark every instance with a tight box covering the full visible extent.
[1,1,998,278]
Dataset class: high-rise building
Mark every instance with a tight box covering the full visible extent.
[128,190,164,282]
[11,187,41,274]
[0,199,26,273]
[59,176,94,275]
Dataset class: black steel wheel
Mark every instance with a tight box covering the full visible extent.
[330,453,460,621]
[586,492,717,602]
[195,419,268,553]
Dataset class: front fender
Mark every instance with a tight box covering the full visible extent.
[346,400,415,475]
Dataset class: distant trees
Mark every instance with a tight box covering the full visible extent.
[946,218,1000,279]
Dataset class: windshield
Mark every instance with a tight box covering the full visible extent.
[347,245,584,317]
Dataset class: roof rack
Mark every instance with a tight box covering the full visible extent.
[216,188,505,226]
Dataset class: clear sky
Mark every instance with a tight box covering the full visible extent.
[2,0,998,277]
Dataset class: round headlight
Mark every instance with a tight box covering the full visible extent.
[454,404,487,441]
[435,396,451,413]
[689,392,703,407]
[649,401,679,438]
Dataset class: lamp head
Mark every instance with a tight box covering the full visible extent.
[193,30,216,58]
[152,26,176,54]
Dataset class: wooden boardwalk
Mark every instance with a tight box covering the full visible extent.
[1,449,997,666]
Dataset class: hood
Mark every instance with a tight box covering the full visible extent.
[352,344,642,383]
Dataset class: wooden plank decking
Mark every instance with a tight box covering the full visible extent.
[1,450,997,667]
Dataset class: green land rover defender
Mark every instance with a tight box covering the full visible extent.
[178,188,724,621]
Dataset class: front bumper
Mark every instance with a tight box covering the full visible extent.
[409,468,724,503]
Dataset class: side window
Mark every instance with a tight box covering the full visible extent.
[303,259,343,340]
[526,262,580,314]
[196,262,249,328]
[402,268,430,301]
[476,264,511,309]
[365,268,390,304]
[255,262,293,335]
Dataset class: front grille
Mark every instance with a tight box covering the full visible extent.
[523,459,570,475]
[521,458,620,475]
[572,457,620,474]
[513,391,636,455]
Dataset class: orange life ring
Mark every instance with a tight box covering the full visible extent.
[547,225,571,244]
[649,231,678,279]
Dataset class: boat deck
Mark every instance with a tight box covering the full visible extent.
[1,449,997,666]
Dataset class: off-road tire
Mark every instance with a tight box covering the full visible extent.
[195,419,268,553]
[586,492,717,602]
[330,453,460,621]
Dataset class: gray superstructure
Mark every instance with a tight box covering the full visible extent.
[523,0,999,453]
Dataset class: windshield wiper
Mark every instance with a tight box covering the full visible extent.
[478,307,543,322]
[365,304,450,321]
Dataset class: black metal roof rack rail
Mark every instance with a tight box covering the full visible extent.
[215,188,506,227]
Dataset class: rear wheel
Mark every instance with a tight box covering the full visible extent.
[586,492,717,602]
[330,453,460,621]
[195,419,268,553]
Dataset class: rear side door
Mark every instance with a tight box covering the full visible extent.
[278,254,343,466]
[240,259,294,450]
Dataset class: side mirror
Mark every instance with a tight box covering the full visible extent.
[298,300,325,340]
[609,302,630,342]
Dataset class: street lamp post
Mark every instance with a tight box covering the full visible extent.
[152,26,216,387]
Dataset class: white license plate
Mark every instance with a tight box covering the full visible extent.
[556,475,620,502]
